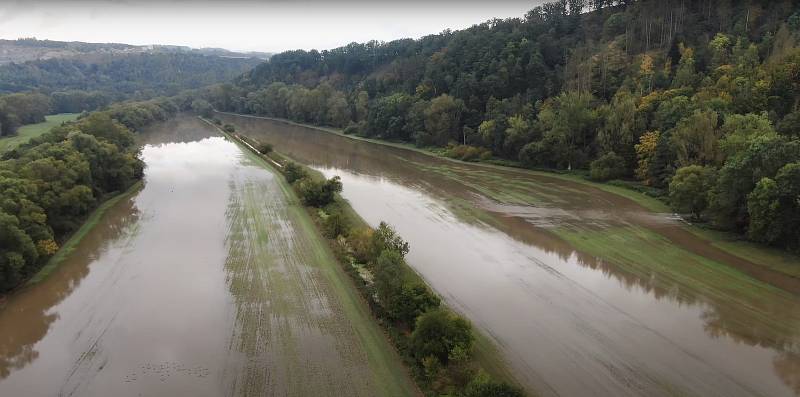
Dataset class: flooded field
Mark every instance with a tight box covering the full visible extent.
[221,113,800,397]
[0,116,415,396]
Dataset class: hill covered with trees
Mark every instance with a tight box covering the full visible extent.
[0,52,261,98]
[201,0,800,252]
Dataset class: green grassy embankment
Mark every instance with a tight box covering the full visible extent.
[0,113,79,153]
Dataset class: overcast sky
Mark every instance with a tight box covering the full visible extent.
[0,1,545,53]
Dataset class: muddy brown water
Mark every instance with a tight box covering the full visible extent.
[0,116,413,396]
[219,113,800,397]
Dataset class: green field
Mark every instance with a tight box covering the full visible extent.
[223,131,419,396]
[0,113,79,153]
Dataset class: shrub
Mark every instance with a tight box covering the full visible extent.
[463,372,525,397]
[295,176,342,207]
[410,309,474,366]
[223,124,235,133]
[348,227,375,263]
[370,221,410,259]
[446,145,492,162]
[323,210,349,239]
[283,161,308,183]
[589,151,626,181]
[257,142,273,154]
[343,122,361,135]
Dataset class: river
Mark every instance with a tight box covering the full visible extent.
[0,116,415,397]
[219,113,800,397]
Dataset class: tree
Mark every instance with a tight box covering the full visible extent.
[536,91,598,169]
[590,151,625,181]
[634,131,660,183]
[326,92,351,127]
[410,309,474,365]
[708,136,800,231]
[747,163,800,250]
[421,94,465,146]
[669,165,716,220]
[709,33,732,68]
[672,44,698,88]
[0,211,38,290]
[670,110,721,166]
[283,161,308,183]
[367,93,414,140]
[191,99,214,118]
[374,250,404,311]
[295,176,342,207]
[718,113,777,160]
[370,221,409,259]
[503,115,531,157]
[597,89,637,169]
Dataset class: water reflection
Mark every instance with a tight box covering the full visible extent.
[0,189,141,379]
[0,117,237,396]
[223,113,800,397]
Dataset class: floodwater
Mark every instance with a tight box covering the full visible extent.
[0,116,415,396]
[220,113,800,397]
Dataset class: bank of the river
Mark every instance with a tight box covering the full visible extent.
[215,111,799,287]
[213,118,521,393]
[24,181,144,287]
[219,112,800,397]
[0,116,425,396]
[0,181,143,306]
[201,117,421,396]
[0,113,79,153]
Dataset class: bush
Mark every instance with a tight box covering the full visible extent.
[295,176,342,207]
[446,145,492,162]
[348,227,375,263]
[283,161,308,183]
[257,142,273,154]
[410,309,474,366]
[223,123,235,133]
[343,122,362,135]
[589,151,626,181]
[323,209,349,238]
[463,372,525,397]
[370,221,410,260]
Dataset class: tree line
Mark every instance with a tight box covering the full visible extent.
[230,135,523,396]
[201,0,800,252]
[0,97,189,292]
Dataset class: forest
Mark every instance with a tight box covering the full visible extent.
[0,52,260,99]
[199,0,800,252]
[0,97,188,292]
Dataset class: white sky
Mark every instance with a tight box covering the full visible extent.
[0,1,544,53]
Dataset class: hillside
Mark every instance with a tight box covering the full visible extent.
[0,38,270,65]
[201,0,800,252]
[0,52,261,98]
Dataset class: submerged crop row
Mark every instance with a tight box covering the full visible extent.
[220,120,525,397]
